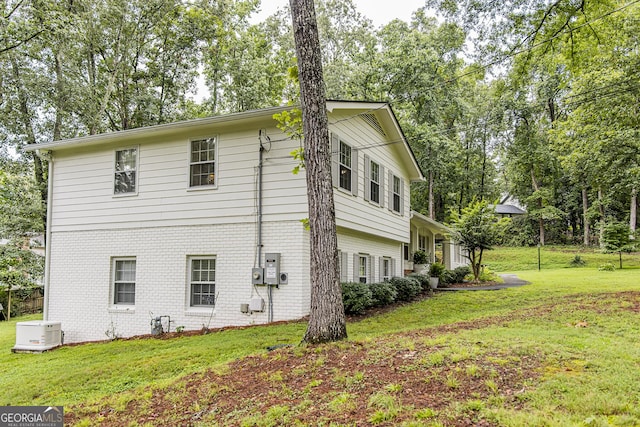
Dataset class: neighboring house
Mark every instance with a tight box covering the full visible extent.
[493,194,527,217]
[25,101,424,343]
[405,211,468,273]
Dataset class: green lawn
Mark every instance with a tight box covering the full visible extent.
[1,246,640,426]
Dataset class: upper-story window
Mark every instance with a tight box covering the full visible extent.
[370,161,380,204]
[114,148,137,194]
[331,133,358,196]
[392,174,402,213]
[339,141,352,191]
[190,137,217,187]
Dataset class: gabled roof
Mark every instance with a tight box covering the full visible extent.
[493,204,527,215]
[410,211,451,235]
[24,101,424,182]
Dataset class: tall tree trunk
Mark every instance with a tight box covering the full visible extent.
[11,54,47,236]
[582,186,590,246]
[531,168,545,245]
[631,187,637,235]
[428,169,435,219]
[598,187,605,248]
[290,0,346,344]
[480,122,487,200]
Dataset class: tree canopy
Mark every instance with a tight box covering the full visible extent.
[0,0,638,247]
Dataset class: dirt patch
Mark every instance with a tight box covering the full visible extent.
[65,291,640,426]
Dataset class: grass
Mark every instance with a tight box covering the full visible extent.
[482,244,640,271]
[1,246,639,426]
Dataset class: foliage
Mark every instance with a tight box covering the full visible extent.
[389,277,422,302]
[449,200,511,281]
[406,273,431,292]
[442,266,471,286]
[0,169,44,238]
[412,250,429,265]
[569,255,586,268]
[602,221,636,269]
[368,281,397,307]
[0,241,44,318]
[598,262,616,272]
[428,262,446,279]
[341,282,373,315]
[4,264,640,426]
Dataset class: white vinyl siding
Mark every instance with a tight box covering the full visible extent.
[114,148,137,195]
[330,112,411,243]
[48,127,309,232]
[113,258,136,305]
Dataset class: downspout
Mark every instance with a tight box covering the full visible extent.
[38,150,54,320]
[258,130,274,323]
[258,131,264,267]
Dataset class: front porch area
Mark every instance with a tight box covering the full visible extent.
[404,211,468,274]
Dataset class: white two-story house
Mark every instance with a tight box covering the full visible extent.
[26,101,424,343]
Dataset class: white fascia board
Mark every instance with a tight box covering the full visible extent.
[24,105,290,153]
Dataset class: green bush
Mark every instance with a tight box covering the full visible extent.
[407,273,430,292]
[369,282,398,307]
[428,262,446,279]
[598,262,615,271]
[450,266,471,283]
[569,255,586,267]
[390,277,421,302]
[341,282,373,314]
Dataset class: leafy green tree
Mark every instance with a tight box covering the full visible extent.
[0,242,44,320]
[602,221,636,269]
[449,200,511,282]
[0,168,44,238]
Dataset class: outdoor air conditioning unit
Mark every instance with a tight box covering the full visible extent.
[12,321,62,353]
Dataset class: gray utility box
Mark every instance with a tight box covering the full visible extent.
[264,253,280,285]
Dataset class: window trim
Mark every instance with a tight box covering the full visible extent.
[339,140,353,192]
[113,146,139,196]
[188,136,218,190]
[112,257,136,306]
[354,253,370,284]
[187,256,216,309]
[331,133,358,196]
[389,172,403,215]
[381,257,392,282]
[364,154,384,206]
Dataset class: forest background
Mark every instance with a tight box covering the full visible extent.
[0,0,638,261]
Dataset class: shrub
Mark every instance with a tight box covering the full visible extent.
[428,262,446,279]
[407,273,430,292]
[440,270,455,287]
[598,262,615,271]
[369,282,397,307]
[569,255,586,267]
[413,250,429,264]
[341,282,373,314]
[478,267,502,283]
[450,266,471,283]
[390,277,421,302]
